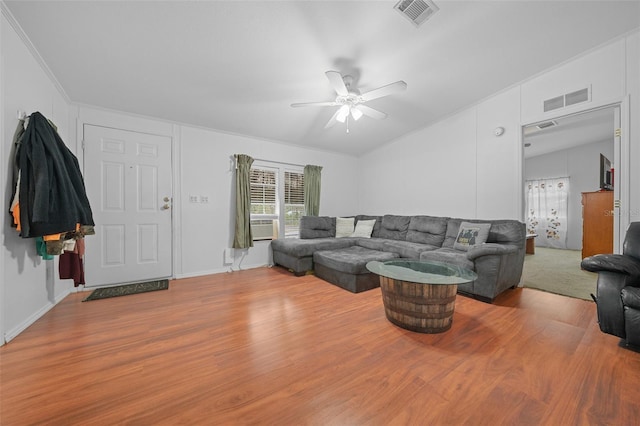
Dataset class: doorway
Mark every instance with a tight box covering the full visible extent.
[521,105,621,299]
[83,125,173,287]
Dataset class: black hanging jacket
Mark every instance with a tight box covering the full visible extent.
[17,112,94,238]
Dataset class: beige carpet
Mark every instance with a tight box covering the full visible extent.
[520,247,597,301]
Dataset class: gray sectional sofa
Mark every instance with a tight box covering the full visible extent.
[270,214,526,302]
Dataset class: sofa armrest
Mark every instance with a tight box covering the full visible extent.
[466,243,518,260]
[581,254,640,280]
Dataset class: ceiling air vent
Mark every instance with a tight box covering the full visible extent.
[536,120,557,130]
[394,0,439,27]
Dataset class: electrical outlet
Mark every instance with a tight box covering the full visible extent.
[189,195,198,203]
[200,196,209,203]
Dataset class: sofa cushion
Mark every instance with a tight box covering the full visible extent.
[356,215,382,238]
[443,218,524,248]
[355,238,391,251]
[419,248,475,271]
[271,237,354,257]
[336,217,355,238]
[378,215,411,241]
[453,222,491,251]
[406,215,448,246]
[485,220,526,246]
[383,240,439,259]
[351,219,376,238]
[299,216,335,239]
[313,246,399,275]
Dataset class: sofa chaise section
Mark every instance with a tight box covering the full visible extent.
[271,237,354,276]
[314,246,399,293]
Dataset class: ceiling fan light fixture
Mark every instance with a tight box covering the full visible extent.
[351,107,363,121]
[336,105,350,123]
[292,70,407,130]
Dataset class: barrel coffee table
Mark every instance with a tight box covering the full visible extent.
[366,260,477,333]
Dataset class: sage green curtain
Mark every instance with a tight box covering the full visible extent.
[304,165,322,216]
[233,154,254,248]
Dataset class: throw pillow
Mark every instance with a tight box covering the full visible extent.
[351,219,376,238]
[453,222,491,251]
[335,217,355,238]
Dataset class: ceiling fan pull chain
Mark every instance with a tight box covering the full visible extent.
[346,114,350,134]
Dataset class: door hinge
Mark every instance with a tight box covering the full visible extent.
[81,140,85,150]
[614,199,621,208]
[615,128,621,137]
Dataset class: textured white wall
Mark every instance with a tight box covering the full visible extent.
[178,125,359,277]
[358,109,478,218]
[357,91,523,221]
[520,39,626,124]
[2,12,74,342]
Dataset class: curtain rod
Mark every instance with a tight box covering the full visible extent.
[233,154,318,169]
[254,158,308,168]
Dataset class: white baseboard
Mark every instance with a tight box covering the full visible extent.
[4,288,73,343]
[174,263,269,280]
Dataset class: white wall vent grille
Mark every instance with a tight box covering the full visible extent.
[565,88,590,106]
[536,120,558,130]
[543,96,565,112]
[543,86,591,113]
[394,0,439,27]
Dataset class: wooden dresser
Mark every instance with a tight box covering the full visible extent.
[581,191,614,259]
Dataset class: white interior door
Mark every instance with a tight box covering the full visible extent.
[83,125,172,287]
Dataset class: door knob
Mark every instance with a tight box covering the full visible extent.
[163,197,170,202]
[162,204,170,210]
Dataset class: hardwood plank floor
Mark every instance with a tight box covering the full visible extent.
[1,267,639,425]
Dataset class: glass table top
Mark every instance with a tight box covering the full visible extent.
[366,259,477,285]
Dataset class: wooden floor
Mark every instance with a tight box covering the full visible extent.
[1,267,639,425]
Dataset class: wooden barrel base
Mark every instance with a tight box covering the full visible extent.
[379,276,457,334]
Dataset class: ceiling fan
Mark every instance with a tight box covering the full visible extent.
[291,71,407,132]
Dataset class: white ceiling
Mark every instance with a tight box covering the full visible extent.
[5,1,640,156]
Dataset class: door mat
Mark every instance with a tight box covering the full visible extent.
[83,279,169,301]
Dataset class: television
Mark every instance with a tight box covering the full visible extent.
[600,153,613,191]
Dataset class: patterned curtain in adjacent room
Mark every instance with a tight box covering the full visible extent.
[303,165,322,216]
[233,154,254,249]
[525,177,570,249]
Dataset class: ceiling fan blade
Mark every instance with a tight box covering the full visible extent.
[354,105,387,120]
[291,101,337,108]
[325,71,349,96]
[359,81,407,102]
[324,108,342,129]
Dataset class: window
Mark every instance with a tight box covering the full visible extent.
[284,171,305,238]
[250,162,304,240]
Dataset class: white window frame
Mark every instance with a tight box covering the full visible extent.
[250,161,304,240]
